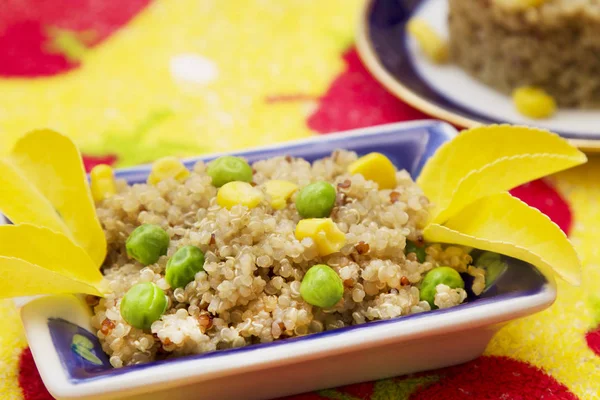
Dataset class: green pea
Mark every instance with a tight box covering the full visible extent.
[405,240,426,263]
[207,156,253,187]
[120,282,168,330]
[300,264,344,308]
[420,266,465,309]
[166,245,206,289]
[475,251,506,289]
[295,181,336,218]
[126,224,170,265]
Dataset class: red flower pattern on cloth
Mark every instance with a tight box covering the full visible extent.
[509,180,572,235]
[0,21,75,77]
[586,329,600,357]
[18,348,53,400]
[307,49,429,133]
[279,357,579,400]
[0,0,150,77]
[410,356,578,400]
[82,155,118,172]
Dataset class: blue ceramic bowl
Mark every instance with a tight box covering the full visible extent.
[20,121,556,400]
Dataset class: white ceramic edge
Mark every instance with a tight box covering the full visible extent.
[23,284,556,399]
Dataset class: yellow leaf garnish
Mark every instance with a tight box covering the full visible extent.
[4,129,107,267]
[0,159,70,234]
[424,192,581,286]
[0,224,103,287]
[417,125,587,224]
[0,257,101,298]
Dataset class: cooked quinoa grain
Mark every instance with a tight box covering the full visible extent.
[91,151,484,367]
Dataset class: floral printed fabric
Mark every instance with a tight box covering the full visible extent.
[1,1,598,399]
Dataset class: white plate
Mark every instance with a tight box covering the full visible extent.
[356,0,600,151]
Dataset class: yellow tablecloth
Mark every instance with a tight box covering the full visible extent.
[0,1,598,398]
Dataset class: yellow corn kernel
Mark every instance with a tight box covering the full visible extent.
[495,0,547,10]
[147,156,190,185]
[90,164,116,202]
[406,18,448,64]
[348,152,397,190]
[513,86,557,119]
[264,180,299,210]
[295,218,346,256]
[217,181,264,210]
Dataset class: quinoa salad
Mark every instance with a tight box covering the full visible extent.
[89,150,487,368]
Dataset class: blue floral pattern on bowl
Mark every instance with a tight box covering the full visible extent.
[48,318,111,375]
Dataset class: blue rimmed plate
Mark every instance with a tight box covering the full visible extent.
[20,121,556,400]
[356,0,600,151]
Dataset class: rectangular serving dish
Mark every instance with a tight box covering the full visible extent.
[20,120,556,400]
